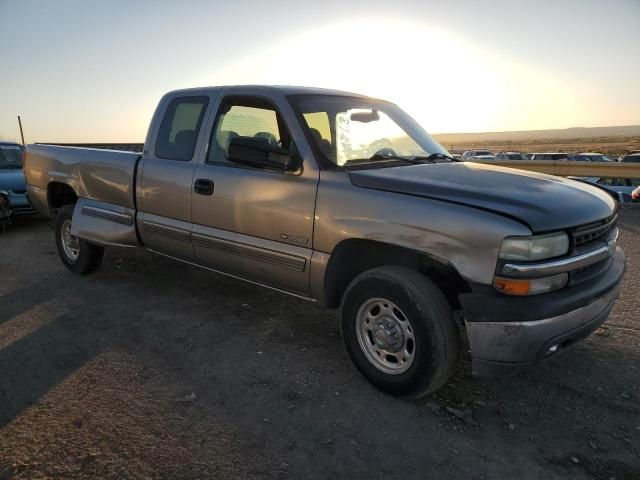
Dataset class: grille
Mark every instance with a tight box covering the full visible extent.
[571,215,617,247]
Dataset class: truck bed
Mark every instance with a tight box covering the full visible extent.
[25,144,141,210]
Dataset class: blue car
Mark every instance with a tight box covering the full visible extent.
[0,142,37,216]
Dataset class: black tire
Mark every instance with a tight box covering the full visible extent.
[55,205,104,274]
[341,266,458,399]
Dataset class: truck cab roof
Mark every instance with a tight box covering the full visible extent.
[166,85,371,99]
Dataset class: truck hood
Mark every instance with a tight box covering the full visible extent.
[0,169,27,191]
[348,162,616,232]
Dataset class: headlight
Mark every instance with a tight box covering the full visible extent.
[499,232,569,261]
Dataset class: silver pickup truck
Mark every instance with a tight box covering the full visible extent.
[25,86,625,398]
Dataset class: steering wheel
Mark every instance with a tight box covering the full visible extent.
[371,148,396,158]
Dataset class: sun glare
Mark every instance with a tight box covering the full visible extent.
[197,17,576,134]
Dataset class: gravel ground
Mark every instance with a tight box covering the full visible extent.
[1,210,639,480]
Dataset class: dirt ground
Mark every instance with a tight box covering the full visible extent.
[1,211,639,480]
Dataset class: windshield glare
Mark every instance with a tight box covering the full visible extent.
[0,146,24,168]
[293,95,448,167]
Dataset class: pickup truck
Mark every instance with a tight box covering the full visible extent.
[25,85,625,398]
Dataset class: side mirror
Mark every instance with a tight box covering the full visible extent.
[227,137,300,172]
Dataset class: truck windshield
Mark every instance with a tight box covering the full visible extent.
[291,95,448,167]
[0,145,24,169]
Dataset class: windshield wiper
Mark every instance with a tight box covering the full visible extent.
[414,153,461,162]
[367,153,425,164]
[368,152,460,164]
[344,152,461,167]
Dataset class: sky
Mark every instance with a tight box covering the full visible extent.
[0,0,639,143]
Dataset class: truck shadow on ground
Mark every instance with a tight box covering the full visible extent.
[1,218,639,479]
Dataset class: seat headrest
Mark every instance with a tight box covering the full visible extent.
[175,130,196,146]
[254,131,278,145]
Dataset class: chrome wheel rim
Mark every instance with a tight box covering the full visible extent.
[61,218,80,262]
[356,297,416,375]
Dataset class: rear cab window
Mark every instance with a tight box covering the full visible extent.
[155,96,209,161]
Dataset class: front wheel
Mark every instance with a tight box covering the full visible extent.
[55,205,104,274]
[341,266,459,398]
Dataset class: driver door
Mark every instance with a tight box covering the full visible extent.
[191,95,319,296]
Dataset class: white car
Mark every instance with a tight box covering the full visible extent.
[462,150,495,161]
[495,151,527,161]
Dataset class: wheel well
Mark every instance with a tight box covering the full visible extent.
[48,182,77,215]
[324,239,471,309]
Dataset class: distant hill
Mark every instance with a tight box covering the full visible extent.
[433,125,640,144]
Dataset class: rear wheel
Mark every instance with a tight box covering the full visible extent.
[55,205,104,274]
[341,266,459,398]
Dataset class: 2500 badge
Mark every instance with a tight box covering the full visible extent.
[280,233,309,245]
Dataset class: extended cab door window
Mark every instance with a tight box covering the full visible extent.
[156,96,209,161]
[138,95,209,261]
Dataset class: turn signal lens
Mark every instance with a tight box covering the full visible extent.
[493,277,532,295]
[494,273,568,296]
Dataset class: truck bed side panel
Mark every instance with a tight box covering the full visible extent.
[25,144,140,209]
[25,144,142,247]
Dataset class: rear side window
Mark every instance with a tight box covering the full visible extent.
[155,96,209,161]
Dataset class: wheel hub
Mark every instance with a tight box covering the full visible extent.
[355,298,416,375]
[372,317,404,352]
[61,219,80,261]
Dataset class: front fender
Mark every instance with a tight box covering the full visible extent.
[313,171,532,286]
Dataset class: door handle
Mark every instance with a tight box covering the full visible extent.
[194,178,214,195]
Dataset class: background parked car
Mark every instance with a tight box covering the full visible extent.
[618,153,640,163]
[0,142,37,215]
[572,152,614,162]
[529,152,569,161]
[462,149,494,160]
[0,190,11,232]
[495,151,527,160]
[570,176,640,203]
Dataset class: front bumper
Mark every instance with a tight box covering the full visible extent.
[460,247,625,377]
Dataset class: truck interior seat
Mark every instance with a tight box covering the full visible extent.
[174,130,197,158]
[309,128,332,160]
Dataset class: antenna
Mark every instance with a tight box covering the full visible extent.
[18,116,26,146]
